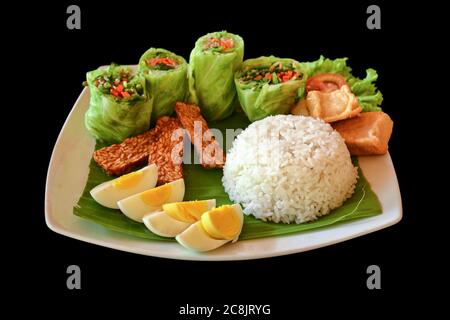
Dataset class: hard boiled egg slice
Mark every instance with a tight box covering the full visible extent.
[143,199,216,237]
[143,211,191,238]
[176,204,244,252]
[117,179,185,222]
[90,164,157,209]
[201,203,244,241]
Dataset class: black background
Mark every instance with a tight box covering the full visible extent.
[15,0,441,316]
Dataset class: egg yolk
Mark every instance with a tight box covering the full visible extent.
[184,201,209,220]
[140,183,171,206]
[163,201,209,223]
[113,170,144,189]
[201,205,240,240]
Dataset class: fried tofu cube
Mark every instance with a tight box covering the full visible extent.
[332,111,393,156]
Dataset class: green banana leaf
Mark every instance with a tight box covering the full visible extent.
[74,111,382,241]
[188,31,244,122]
[235,56,306,122]
[138,48,188,120]
[85,64,153,144]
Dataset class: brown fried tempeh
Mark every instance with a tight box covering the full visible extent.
[149,116,184,185]
[93,129,156,176]
[175,102,225,168]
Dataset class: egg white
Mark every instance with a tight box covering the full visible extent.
[143,211,191,237]
[143,199,216,237]
[117,178,185,222]
[90,164,157,209]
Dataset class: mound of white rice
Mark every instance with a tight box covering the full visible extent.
[222,115,358,224]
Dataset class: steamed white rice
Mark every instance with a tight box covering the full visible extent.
[222,115,358,224]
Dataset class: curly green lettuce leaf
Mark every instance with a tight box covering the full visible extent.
[235,56,305,122]
[348,68,383,112]
[300,55,353,79]
[188,31,244,121]
[299,56,383,112]
[85,64,153,144]
[138,48,188,119]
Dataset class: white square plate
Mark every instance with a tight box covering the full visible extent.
[45,88,402,261]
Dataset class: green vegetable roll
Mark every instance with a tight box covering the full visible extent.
[188,31,244,121]
[84,64,153,144]
[235,56,305,122]
[138,48,188,119]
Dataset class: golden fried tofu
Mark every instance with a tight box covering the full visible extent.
[332,111,393,156]
[292,85,361,123]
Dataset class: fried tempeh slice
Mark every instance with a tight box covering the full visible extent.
[93,129,156,176]
[149,116,184,185]
[175,102,225,168]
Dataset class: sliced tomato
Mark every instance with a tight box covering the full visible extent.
[121,91,131,98]
[206,37,233,50]
[147,57,177,67]
[276,71,294,82]
[306,73,347,93]
[220,38,234,49]
[162,57,176,66]
[110,89,119,97]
